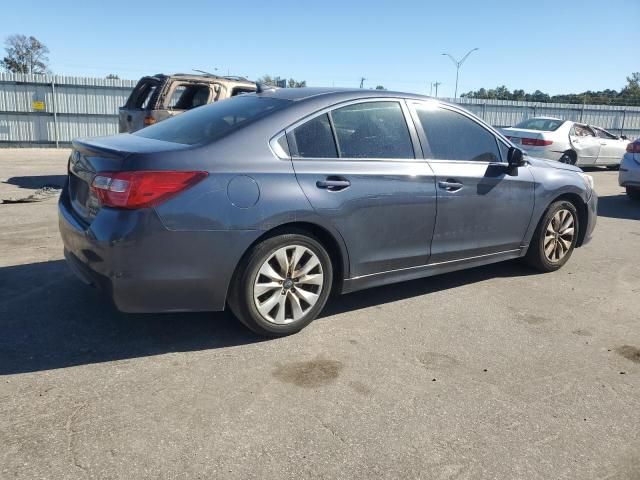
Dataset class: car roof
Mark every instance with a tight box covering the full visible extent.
[255,86,433,102]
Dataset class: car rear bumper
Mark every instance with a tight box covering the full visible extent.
[58,188,260,313]
[619,154,640,188]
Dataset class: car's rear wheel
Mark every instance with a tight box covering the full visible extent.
[228,233,333,336]
[626,186,640,201]
[524,200,579,272]
[559,151,576,165]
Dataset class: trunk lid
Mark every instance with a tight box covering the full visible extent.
[67,134,190,224]
[501,127,544,145]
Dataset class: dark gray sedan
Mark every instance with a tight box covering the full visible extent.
[59,88,597,336]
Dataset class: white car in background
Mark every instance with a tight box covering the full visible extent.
[502,117,630,168]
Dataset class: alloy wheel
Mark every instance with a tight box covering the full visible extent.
[544,209,575,263]
[253,245,324,324]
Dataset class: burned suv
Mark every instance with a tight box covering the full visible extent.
[118,73,256,133]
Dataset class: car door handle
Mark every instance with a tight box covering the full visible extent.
[316,177,351,191]
[438,180,463,192]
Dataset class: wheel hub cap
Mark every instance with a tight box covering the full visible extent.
[543,209,575,263]
[253,245,324,325]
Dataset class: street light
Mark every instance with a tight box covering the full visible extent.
[441,48,479,99]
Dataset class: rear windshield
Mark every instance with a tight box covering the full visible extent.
[133,96,289,145]
[514,118,564,131]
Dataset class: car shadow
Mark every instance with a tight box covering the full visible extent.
[0,258,539,375]
[3,175,67,189]
[597,194,640,220]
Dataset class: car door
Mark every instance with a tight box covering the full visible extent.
[594,127,627,165]
[287,99,437,278]
[409,101,535,263]
[569,124,601,165]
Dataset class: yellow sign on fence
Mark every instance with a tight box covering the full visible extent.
[32,100,45,111]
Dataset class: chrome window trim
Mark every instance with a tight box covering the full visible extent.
[276,97,424,162]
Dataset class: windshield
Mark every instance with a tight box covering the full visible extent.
[514,118,564,131]
[134,96,289,145]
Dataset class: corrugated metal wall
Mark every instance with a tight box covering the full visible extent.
[0,73,136,147]
[446,97,640,139]
[1,72,639,147]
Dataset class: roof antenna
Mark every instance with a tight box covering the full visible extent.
[256,83,279,94]
[193,69,218,77]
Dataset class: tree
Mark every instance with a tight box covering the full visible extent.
[106,73,120,80]
[621,72,640,99]
[288,78,306,88]
[1,34,49,74]
[257,74,275,86]
[375,85,385,90]
[257,75,306,88]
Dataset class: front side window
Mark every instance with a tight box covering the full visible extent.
[291,113,338,158]
[594,127,617,139]
[330,102,414,159]
[415,105,501,162]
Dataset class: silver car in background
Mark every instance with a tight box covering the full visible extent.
[619,139,640,200]
[502,117,629,167]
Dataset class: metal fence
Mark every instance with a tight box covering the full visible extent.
[0,73,136,147]
[444,97,640,140]
[1,72,639,147]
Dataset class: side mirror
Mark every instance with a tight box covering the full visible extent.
[620,135,628,140]
[507,147,525,169]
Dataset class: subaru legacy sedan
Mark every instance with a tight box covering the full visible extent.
[59,88,597,336]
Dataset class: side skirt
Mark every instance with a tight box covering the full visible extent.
[341,249,525,294]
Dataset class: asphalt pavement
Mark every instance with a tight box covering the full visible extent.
[1,149,639,479]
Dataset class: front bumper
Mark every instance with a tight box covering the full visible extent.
[619,154,640,188]
[581,188,598,247]
[58,188,260,313]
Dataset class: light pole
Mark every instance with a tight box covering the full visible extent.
[442,48,478,99]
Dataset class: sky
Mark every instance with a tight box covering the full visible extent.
[1,0,638,98]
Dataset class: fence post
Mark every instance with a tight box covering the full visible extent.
[482,102,486,121]
[620,109,627,136]
[51,77,59,148]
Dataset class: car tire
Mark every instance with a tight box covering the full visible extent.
[626,186,640,201]
[559,151,576,165]
[524,200,579,273]
[228,233,333,337]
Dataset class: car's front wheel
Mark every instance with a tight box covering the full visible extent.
[559,151,576,165]
[524,200,579,272]
[228,233,333,336]
[627,186,640,201]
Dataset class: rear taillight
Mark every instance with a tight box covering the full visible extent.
[521,138,553,147]
[627,142,640,153]
[144,115,157,126]
[91,171,207,209]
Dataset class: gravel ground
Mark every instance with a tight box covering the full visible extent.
[1,148,639,480]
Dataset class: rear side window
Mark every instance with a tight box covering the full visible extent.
[291,114,338,158]
[331,102,414,159]
[415,106,500,162]
[134,96,289,145]
[167,84,211,110]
